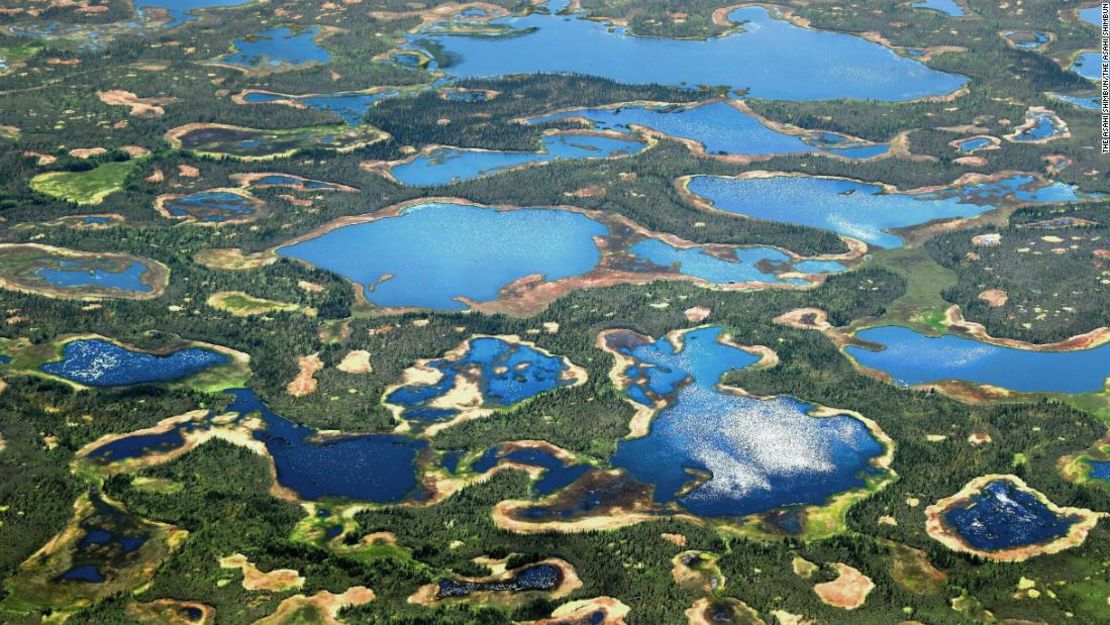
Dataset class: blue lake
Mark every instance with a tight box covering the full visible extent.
[386,337,575,422]
[36,260,152,293]
[242,90,398,125]
[278,202,607,310]
[251,174,342,190]
[1080,6,1102,27]
[913,0,965,16]
[390,133,645,186]
[137,0,252,28]
[163,191,258,222]
[955,136,993,153]
[83,216,112,225]
[42,339,228,387]
[627,238,843,286]
[88,422,198,462]
[528,101,887,158]
[944,480,1079,551]
[609,326,885,518]
[1010,112,1066,142]
[686,174,1088,249]
[217,27,329,68]
[233,389,427,502]
[1071,52,1102,82]
[1049,92,1100,110]
[411,5,966,101]
[846,326,1110,394]
[60,565,105,583]
[437,564,561,598]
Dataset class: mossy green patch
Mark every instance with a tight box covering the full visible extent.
[29,161,138,205]
[207,291,307,317]
[861,247,957,332]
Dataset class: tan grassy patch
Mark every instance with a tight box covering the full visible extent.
[286,353,324,397]
[813,563,874,609]
[219,553,305,592]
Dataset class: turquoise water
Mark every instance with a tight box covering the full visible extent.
[913,0,964,16]
[41,338,228,387]
[163,191,258,222]
[385,336,576,422]
[1080,6,1103,27]
[1010,113,1065,142]
[528,101,887,158]
[609,326,884,518]
[1049,93,1100,110]
[217,27,329,68]
[627,238,843,286]
[956,137,993,153]
[242,90,398,125]
[390,133,645,186]
[846,326,1110,394]
[945,480,1079,550]
[1071,52,1102,82]
[278,202,607,310]
[411,6,965,101]
[686,174,1088,248]
[36,260,152,293]
[137,0,251,28]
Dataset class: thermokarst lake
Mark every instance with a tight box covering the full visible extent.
[157,190,262,223]
[685,173,1090,248]
[390,133,646,186]
[215,26,329,69]
[277,201,844,311]
[240,89,400,125]
[41,339,229,387]
[606,326,888,520]
[385,336,581,426]
[137,0,253,28]
[410,3,966,101]
[844,326,1110,394]
[526,101,888,159]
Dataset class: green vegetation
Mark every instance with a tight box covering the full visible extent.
[29,161,138,205]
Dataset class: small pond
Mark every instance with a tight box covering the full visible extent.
[242,90,399,125]
[137,0,253,28]
[944,480,1080,551]
[627,238,843,286]
[42,339,228,387]
[437,563,561,599]
[912,0,964,16]
[471,445,590,496]
[36,260,153,293]
[1070,51,1102,82]
[216,27,329,68]
[845,326,1110,394]
[1010,112,1066,142]
[162,191,259,223]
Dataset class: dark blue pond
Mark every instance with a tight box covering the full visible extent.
[944,480,1079,551]
[471,445,590,496]
[230,389,428,502]
[411,4,965,100]
[87,420,200,462]
[138,0,252,28]
[36,260,153,293]
[83,216,111,224]
[686,174,1089,248]
[529,101,887,159]
[441,450,465,473]
[386,337,575,422]
[78,526,146,554]
[846,326,1110,394]
[42,339,228,387]
[391,133,645,186]
[243,90,399,125]
[164,191,258,222]
[278,202,607,311]
[217,27,330,68]
[437,563,561,598]
[1089,461,1110,481]
[59,565,105,583]
[610,326,884,517]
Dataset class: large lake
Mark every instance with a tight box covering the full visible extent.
[609,326,885,518]
[686,174,1088,248]
[278,202,607,310]
[412,5,966,100]
[846,326,1110,394]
